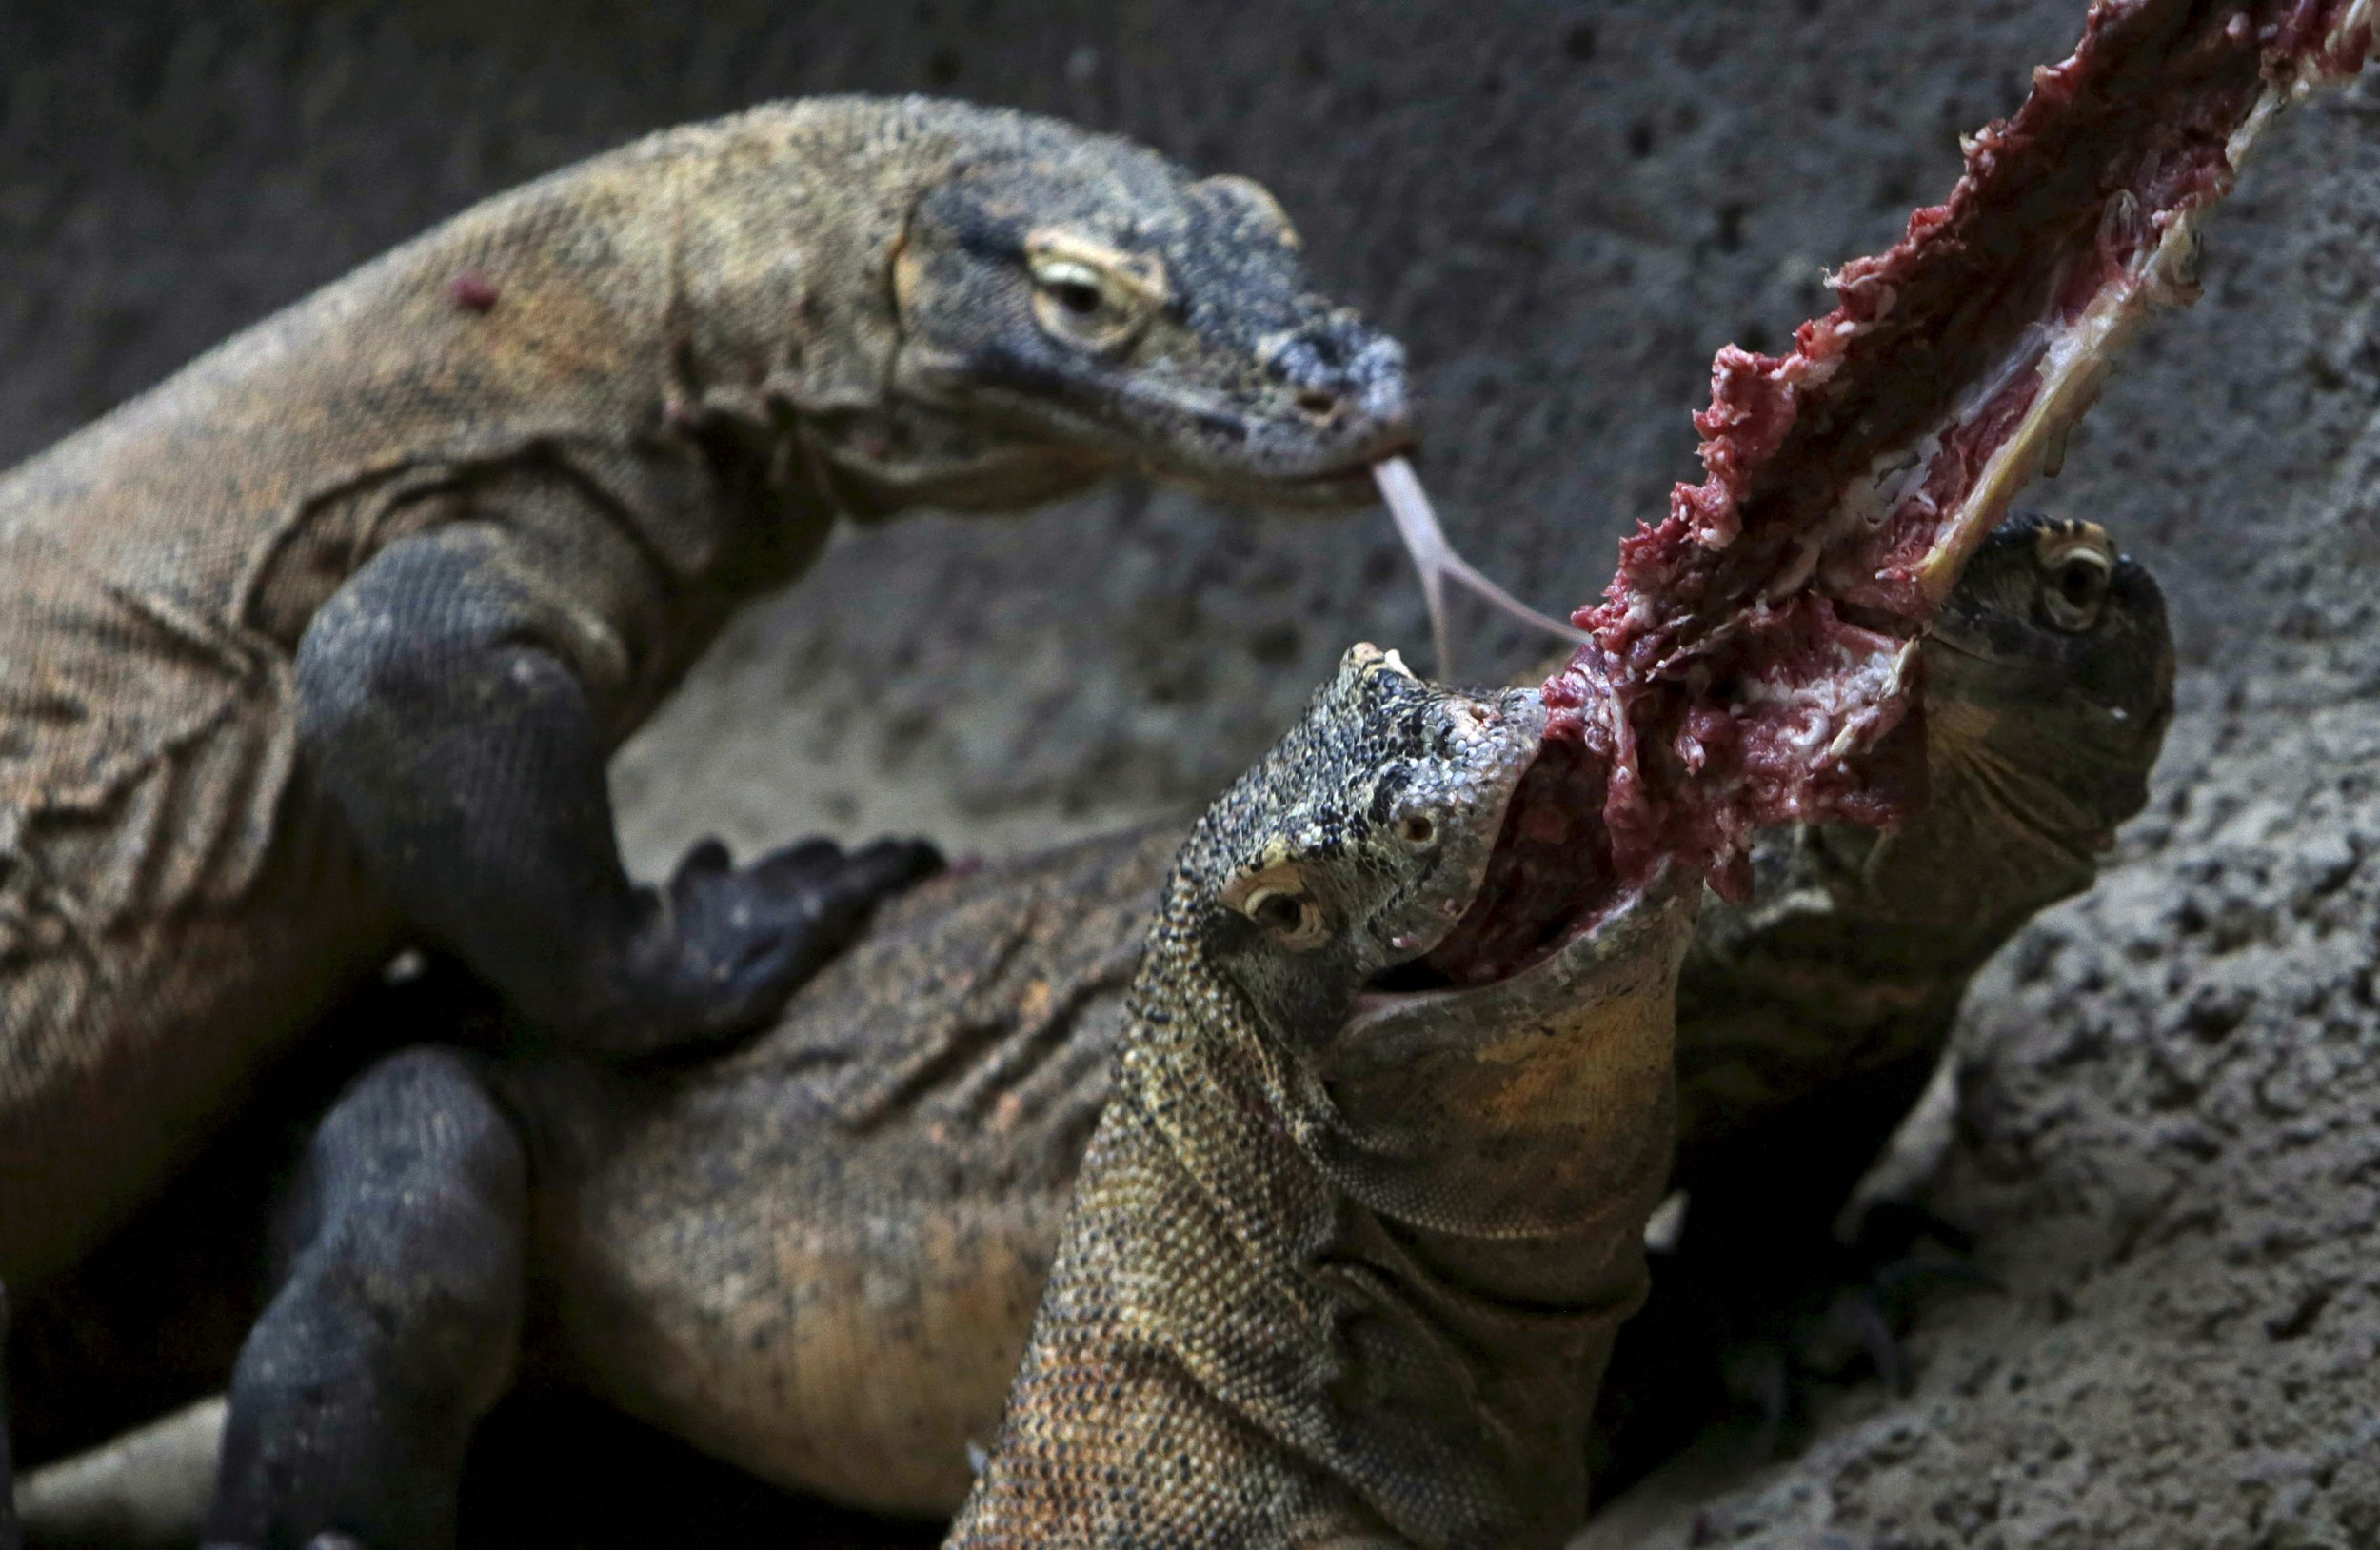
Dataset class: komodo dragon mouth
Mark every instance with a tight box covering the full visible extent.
[1361,0,2375,1000]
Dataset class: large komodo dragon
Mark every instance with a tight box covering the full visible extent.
[0,96,1410,1302]
[943,521,2172,1547]
[947,642,1698,1546]
[9,512,2171,1549]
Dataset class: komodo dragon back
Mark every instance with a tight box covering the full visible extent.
[0,94,1412,1291]
[508,825,1180,1515]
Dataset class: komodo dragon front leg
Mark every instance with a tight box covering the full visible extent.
[292,533,944,1051]
[0,95,1411,1300]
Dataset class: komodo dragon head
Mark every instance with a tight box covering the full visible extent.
[1924,512,2174,840]
[1821,510,2175,934]
[1160,642,1697,1245]
[720,98,1411,515]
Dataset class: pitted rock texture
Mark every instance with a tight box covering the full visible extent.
[6,1,2380,1544]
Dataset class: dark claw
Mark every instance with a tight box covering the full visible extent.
[834,836,946,896]
[611,833,947,1054]
[672,836,735,881]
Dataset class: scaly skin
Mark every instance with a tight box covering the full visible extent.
[1670,515,2174,1203]
[9,515,2172,1547]
[945,645,1696,1548]
[0,95,1408,1293]
[1586,511,2175,1489]
[533,518,2171,1529]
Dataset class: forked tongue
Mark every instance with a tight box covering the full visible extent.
[1373,455,1588,681]
[1422,0,2377,986]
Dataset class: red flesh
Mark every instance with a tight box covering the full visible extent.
[1427,0,2371,984]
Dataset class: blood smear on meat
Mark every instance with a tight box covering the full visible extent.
[1423,0,2377,985]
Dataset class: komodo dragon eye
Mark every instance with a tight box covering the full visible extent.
[1026,231,1167,355]
[1223,861,1330,951]
[2033,522,2116,632]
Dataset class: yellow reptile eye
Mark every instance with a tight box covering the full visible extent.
[1244,886,1319,940]
[1222,861,1330,950]
[2034,523,2115,632]
[1026,232,1165,355]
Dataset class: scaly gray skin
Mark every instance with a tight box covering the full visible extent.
[208,645,1700,1550]
[9,516,2172,1549]
[1671,513,2175,1202]
[0,94,1408,1298]
[944,647,1696,1548]
[1589,511,2176,1490]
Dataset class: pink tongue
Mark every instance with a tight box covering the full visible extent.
[1372,456,1585,681]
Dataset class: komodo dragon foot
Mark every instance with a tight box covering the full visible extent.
[1618,1211,1998,1488]
[294,529,943,1059]
[1751,1203,2001,1426]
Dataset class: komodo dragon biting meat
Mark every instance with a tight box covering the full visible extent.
[0,95,1410,1302]
[944,646,1696,1546]
[958,2,2364,1542]
[1585,510,2174,1493]
[11,1,2368,1543]
[4,509,2172,1550]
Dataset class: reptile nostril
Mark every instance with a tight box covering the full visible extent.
[1295,388,1340,419]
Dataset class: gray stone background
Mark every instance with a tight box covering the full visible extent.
[5,0,2379,1543]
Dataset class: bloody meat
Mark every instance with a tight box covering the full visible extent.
[1427,0,2374,984]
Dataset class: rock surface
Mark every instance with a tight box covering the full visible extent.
[5,1,2378,1543]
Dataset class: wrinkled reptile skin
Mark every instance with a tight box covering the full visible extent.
[1583,513,2175,1488]
[525,514,2171,1526]
[0,95,1405,1291]
[1672,514,2173,1202]
[945,646,1696,1547]
[502,826,1167,1514]
[12,521,2172,1541]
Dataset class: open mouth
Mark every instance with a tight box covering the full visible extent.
[1360,0,2371,1006]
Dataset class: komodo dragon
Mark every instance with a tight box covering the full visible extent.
[0,95,1410,1302]
[941,518,2172,1547]
[6,512,2170,1549]
[933,643,1692,1546]
[1585,509,2174,1489]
